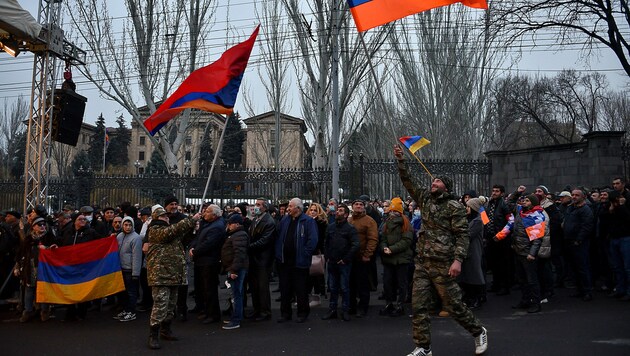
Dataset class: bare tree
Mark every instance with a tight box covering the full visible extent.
[0,97,29,178]
[66,0,217,173]
[282,0,388,168]
[493,1,630,77]
[387,6,508,159]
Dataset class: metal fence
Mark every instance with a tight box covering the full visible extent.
[0,158,492,211]
[623,143,630,182]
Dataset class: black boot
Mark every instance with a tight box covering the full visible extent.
[160,320,179,341]
[379,303,394,316]
[148,325,161,350]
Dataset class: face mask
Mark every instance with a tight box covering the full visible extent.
[413,211,421,217]
[253,206,261,215]
[329,205,335,212]
[85,215,93,223]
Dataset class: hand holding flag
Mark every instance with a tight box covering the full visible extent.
[398,135,434,180]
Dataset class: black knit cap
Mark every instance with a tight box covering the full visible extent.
[164,195,178,206]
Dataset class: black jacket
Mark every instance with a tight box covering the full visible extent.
[61,226,99,246]
[484,196,511,239]
[562,204,594,242]
[191,218,225,266]
[324,220,359,264]
[248,212,276,267]
[221,228,249,273]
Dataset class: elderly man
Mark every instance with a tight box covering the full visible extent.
[275,198,318,323]
[189,204,225,324]
[146,205,201,349]
[562,189,595,301]
[247,198,277,321]
[395,145,487,356]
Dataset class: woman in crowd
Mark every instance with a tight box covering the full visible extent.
[307,202,328,306]
[460,197,487,310]
[378,197,413,317]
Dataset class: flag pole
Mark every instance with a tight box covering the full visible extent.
[102,128,107,174]
[411,152,434,180]
[198,115,229,213]
[358,32,399,141]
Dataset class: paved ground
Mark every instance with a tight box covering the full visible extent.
[1,279,629,356]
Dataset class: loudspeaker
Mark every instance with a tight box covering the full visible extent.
[51,89,87,146]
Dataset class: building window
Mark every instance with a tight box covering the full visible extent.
[139,136,146,145]
[186,135,192,145]
[139,151,145,161]
[185,151,191,161]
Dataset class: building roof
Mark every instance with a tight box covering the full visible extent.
[243,111,306,133]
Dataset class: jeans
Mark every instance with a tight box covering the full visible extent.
[609,237,630,296]
[327,261,351,311]
[121,270,139,313]
[515,255,540,304]
[23,285,49,313]
[228,269,248,323]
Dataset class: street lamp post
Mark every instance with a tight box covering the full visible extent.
[134,160,141,175]
[184,160,191,177]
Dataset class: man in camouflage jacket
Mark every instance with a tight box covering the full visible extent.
[394,145,487,356]
[145,205,201,350]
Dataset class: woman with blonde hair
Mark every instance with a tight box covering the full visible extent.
[307,202,328,306]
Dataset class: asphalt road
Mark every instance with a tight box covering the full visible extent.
[1,279,629,356]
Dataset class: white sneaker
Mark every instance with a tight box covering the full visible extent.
[119,312,137,322]
[112,311,126,320]
[475,326,488,355]
[407,346,432,356]
[309,294,321,307]
[540,298,549,304]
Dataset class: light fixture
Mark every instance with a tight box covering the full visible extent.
[0,37,21,57]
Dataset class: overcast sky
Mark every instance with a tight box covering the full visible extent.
[1,1,628,129]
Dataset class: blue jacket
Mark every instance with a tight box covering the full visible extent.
[275,213,318,268]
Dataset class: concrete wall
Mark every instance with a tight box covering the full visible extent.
[485,131,625,193]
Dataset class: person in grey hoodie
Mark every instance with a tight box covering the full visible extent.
[114,216,143,322]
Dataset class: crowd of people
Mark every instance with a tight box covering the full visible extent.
[1,155,629,353]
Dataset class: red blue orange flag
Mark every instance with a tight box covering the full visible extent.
[36,236,125,304]
[347,0,488,32]
[399,135,431,154]
[479,206,489,225]
[143,25,260,136]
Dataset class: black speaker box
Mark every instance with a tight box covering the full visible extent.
[51,89,87,146]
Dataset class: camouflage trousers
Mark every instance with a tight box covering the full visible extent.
[411,258,484,348]
[150,286,178,327]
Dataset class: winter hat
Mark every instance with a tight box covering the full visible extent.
[227,213,244,225]
[525,194,540,206]
[390,197,404,214]
[152,207,167,220]
[31,217,46,227]
[79,206,94,214]
[466,196,488,213]
[151,204,163,213]
[140,207,151,216]
[122,216,135,230]
[536,185,550,195]
[164,195,178,207]
[435,175,453,192]
[5,210,21,219]
[359,194,371,203]
[558,191,571,198]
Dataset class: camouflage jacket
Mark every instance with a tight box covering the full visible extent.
[397,159,469,263]
[146,217,196,286]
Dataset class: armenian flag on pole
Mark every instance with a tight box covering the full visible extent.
[399,135,431,154]
[143,26,260,136]
[36,236,125,304]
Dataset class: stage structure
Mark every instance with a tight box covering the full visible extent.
[0,0,85,213]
